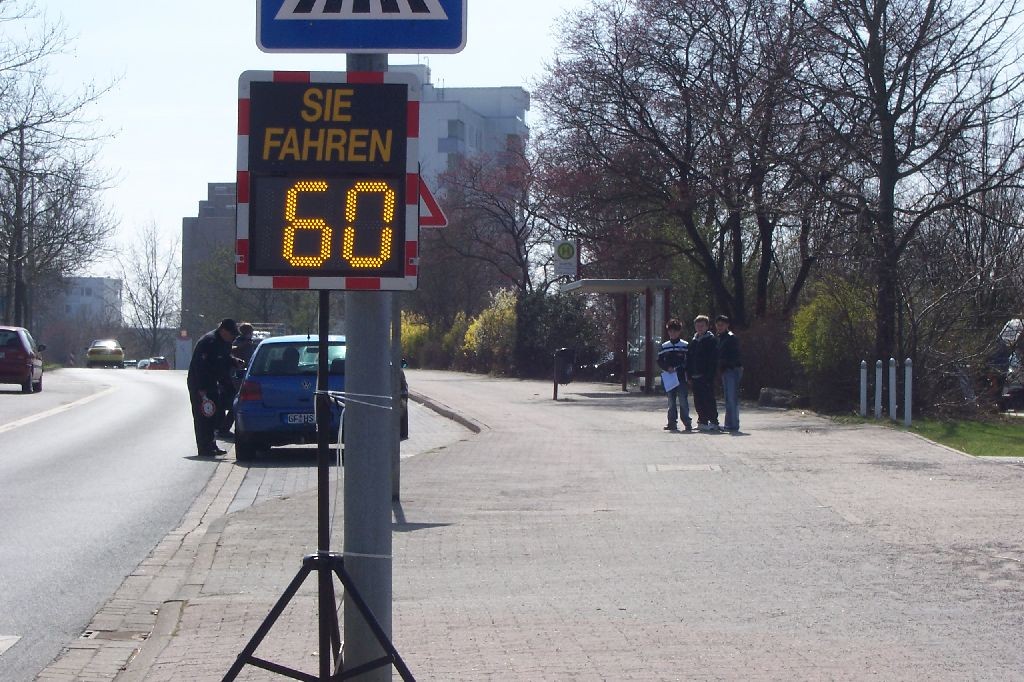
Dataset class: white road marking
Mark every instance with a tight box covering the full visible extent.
[645,463,722,472]
[0,387,116,434]
[0,635,20,656]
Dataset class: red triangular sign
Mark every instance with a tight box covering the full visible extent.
[419,177,447,228]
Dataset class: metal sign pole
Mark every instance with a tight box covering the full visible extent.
[343,52,393,681]
[315,290,333,679]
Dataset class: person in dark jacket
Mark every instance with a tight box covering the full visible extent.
[219,323,258,436]
[187,318,238,456]
[688,314,720,432]
[231,323,259,367]
[715,314,743,431]
[657,318,692,432]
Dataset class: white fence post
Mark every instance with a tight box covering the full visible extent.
[904,358,913,427]
[875,360,883,418]
[889,357,897,420]
[860,360,868,417]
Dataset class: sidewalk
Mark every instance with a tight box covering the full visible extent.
[40,371,1024,680]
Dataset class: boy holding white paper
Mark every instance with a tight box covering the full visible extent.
[657,319,692,432]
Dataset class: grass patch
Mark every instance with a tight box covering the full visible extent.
[910,417,1024,457]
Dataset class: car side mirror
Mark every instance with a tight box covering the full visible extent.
[401,357,408,368]
[38,343,46,352]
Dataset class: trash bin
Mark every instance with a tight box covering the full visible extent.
[554,348,575,385]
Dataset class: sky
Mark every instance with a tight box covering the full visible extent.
[32,0,587,276]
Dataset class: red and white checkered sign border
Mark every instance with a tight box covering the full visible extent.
[235,70,420,291]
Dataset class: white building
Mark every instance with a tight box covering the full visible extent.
[395,64,530,189]
[58,276,123,326]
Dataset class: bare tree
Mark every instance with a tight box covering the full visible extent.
[0,133,114,325]
[0,1,113,325]
[434,144,557,297]
[186,245,332,338]
[408,228,499,331]
[120,222,180,358]
[791,0,1024,361]
[535,0,830,326]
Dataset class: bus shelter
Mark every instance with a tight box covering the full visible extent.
[561,279,672,393]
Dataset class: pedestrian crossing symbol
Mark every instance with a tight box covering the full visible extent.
[275,0,449,21]
[258,0,466,53]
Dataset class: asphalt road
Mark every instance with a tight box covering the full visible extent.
[0,368,218,682]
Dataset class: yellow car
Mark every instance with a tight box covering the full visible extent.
[86,339,125,368]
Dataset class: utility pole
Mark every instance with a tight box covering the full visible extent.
[343,52,393,681]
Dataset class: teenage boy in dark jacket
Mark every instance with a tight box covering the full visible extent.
[716,314,743,431]
[688,315,720,431]
[657,318,692,432]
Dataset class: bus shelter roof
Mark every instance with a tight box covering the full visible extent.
[560,279,671,294]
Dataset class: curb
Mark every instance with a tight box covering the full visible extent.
[409,389,484,433]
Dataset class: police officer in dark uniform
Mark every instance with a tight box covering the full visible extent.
[187,318,238,456]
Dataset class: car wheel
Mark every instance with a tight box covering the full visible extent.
[21,378,32,394]
[235,436,259,462]
[87,362,94,368]
[33,376,42,393]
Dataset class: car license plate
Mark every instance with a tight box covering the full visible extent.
[285,413,316,425]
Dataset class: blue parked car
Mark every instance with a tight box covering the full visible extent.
[233,334,346,461]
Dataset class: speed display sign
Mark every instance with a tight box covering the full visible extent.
[236,70,421,290]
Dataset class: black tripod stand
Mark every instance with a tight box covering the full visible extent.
[223,291,414,681]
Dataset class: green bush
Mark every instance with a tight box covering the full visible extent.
[462,289,517,373]
[445,312,472,370]
[789,281,875,410]
[740,316,797,397]
[402,289,604,378]
[514,291,603,378]
[400,314,431,368]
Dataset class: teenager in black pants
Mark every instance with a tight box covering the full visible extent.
[687,315,720,432]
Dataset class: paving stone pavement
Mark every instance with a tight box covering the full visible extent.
[37,370,1024,680]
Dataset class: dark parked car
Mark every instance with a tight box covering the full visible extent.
[994,318,1023,411]
[137,356,170,370]
[999,351,1023,411]
[0,325,45,393]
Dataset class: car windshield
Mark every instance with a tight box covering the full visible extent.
[91,339,120,349]
[250,342,345,376]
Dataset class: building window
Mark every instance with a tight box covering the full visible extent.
[447,119,465,140]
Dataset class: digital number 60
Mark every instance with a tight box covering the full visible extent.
[281,179,396,269]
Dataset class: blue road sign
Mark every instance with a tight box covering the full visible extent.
[257,0,467,53]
